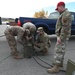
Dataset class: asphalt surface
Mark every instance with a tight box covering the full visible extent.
[0,25,75,75]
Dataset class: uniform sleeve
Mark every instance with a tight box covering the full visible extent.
[17,31,24,44]
[60,13,72,40]
[43,34,49,45]
[55,17,62,36]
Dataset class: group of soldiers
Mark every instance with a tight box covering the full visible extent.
[4,22,51,59]
[4,1,72,74]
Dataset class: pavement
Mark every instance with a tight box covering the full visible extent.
[0,25,75,75]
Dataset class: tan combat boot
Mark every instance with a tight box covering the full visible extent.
[47,65,60,73]
[11,52,23,59]
[52,62,63,67]
[13,55,23,59]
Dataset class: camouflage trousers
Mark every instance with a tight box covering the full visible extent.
[4,32,18,55]
[54,40,68,64]
[34,43,48,53]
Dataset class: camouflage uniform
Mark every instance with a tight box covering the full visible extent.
[23,22,36,45]
[47,2,72,73]
[54,9,72,65]
[23,22,36,34]
[4,26,30,58]
[34,27,51,55]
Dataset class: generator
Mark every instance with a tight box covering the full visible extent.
[66,59,75,75]
[23,44,34,58]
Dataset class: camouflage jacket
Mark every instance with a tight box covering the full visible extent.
[5,26,24,44]
[35,32,50,46]
[55,9,72,40]
[23,22,36,34]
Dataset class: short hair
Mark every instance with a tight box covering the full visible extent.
[62,3,65,7]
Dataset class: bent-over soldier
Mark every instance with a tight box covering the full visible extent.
[4,26,30,59]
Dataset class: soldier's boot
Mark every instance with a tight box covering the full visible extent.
[11,50,23,59]
[10,46,23,59]
[13,55,23,59]
[12,52,23,59]
[47,65,60,73]
[52,62,63,67]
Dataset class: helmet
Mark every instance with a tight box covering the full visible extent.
[55,1,65,10]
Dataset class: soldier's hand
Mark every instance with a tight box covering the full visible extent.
[29,36,32,40]
[26,36,30,40]
[57,37,61,44]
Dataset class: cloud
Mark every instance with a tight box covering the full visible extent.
[0,0,75,18]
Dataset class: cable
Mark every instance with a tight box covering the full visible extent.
[0,55,11,63]
[32,51,66,72]
[33,56,51,69]
[35,56,53,67]
[60,69,66,72]
[0,34,10,63]
[0,34,5,37]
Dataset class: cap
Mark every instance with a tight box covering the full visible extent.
[55,1,65,10]
[37,27,43,32]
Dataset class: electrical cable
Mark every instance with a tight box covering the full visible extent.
[0,34,11,63]
[0,55,11,63]
[33,56,51,69]
[33,54,66,72]
[0,34,5,37]
[35,56,66,72]
[35,56,53,67]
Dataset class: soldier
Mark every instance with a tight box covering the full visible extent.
[47,1,72,73]
[4,25,30,59]
[23,22,36,46]
[34,27,51,55]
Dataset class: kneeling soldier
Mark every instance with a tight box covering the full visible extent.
[34,27,51,55]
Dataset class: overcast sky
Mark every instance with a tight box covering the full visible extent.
[0,0,75,18]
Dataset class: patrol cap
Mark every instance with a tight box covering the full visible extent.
[37,27,43,32]
[55,1,65,10]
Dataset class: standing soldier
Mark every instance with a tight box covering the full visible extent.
[47,1,72,73]
[4,26,30,59]
[34,27,51,55]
